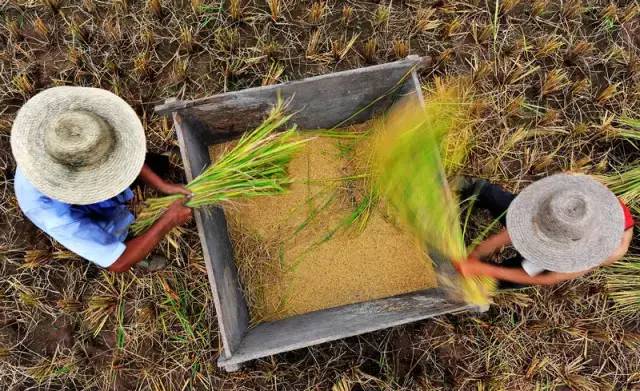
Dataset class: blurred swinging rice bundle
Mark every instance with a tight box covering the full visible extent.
[132,101,307,234]
[371,79,495,306]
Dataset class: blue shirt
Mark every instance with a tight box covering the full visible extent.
[14,169,134,268]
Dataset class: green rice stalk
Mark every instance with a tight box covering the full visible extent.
[616,117,640,141]
[608,116,640,150]
[614,129,640,143]
[606,257,640,313]
[371,80,495,306]
[132,102,307,234]
[116,300,126,350]
[619,117,640,129]
[601,165,640,213]
[292,189,338,237]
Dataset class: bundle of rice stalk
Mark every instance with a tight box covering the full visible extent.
[606,257,640,313]
[132,103,306,234]
[602,165,640,213]
[371,80,495,306]
[614,117,640,143]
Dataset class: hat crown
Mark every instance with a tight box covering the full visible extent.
[536,190,592,241]
[44,110,115,168]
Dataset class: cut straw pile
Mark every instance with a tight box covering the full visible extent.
[613,116,640,143]
[606,257,640,314]
[371,80,495,306]
[132,102,306,234]
[602,165,640,213]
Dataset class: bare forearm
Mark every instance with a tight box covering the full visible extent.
[470,229,512,259]
[138,164,166,191]
[138,164,190,196]
[108,215,175,272]
[470,242,496,260]
[475,262,580,285]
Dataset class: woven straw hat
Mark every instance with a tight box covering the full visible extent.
[506,174,624,273]
[11,87,146,205]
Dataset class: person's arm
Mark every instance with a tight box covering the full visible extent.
[469,228,512,260]
[138,164,191,195]
[602,228,633,266]
[457,257,587,285]
[108,199,191,272]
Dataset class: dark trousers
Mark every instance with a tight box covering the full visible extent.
[471,181,530,290]
[132,153,171,188]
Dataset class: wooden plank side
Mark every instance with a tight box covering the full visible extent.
[173,114,209,181]
[408,69,425,109]
[156,56,428,114]
[218,290,472,368]
[173,113,250,359]
[159,57,426,143]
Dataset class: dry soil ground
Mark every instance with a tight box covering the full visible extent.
[2,0,640,390]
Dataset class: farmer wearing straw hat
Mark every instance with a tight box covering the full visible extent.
[456,174,634,288]
[11,87,192,273]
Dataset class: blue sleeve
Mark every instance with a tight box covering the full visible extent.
[15,169,126,268]
[46,217,126,268]
[21,203,126,268]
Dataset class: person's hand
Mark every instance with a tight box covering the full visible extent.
[454,256,485,277]
[159,182,192,196]
[164,199,192,227]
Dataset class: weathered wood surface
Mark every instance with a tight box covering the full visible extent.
[157,56,428,143]
[173,114,209,181]
[173,112,250,360]
[218,289,471,368]
[409,69,426,109]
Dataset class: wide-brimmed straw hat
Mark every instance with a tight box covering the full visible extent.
[11,86,146,205]
[506,174,624,273]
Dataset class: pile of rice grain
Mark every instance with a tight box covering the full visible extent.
[210,132,437,322]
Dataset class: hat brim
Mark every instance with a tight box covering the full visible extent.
[11,87,146,205]
[506,174,624,273]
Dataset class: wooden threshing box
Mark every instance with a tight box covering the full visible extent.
[156,56,480,371]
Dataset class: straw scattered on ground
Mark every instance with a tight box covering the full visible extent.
[2,0,640,389]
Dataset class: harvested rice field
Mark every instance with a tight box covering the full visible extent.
[213,133,437,322]
[3,0,640,389]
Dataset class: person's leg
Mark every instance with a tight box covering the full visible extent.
[144,153,171,175]
[132,153,171,188]
[471,180,516,226]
